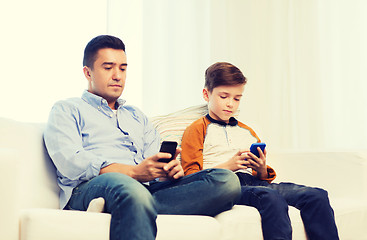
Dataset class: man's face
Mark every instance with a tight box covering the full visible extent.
[203,84,245,123]
[84,48,127,109]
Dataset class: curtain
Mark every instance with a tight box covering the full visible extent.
[2,0,365,151]
[108,0,367,151]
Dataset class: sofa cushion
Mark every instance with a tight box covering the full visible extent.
[150,104,208,160]
[156,215,221,240]
[20,209,111,240]
[19,209,221,240]
[215,205,307,240]
[151,104,208,144]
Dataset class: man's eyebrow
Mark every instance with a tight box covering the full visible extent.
[102,62,128,66]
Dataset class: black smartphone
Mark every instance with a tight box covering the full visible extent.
[250,143,266,158]
[158,141,178,163]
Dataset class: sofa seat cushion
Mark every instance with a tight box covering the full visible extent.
[19,209,221,240]
[331,198,367,240]
[216,199,367,240]
[156,215,222,240]
[20,209,111,240]
[215,205,307,240]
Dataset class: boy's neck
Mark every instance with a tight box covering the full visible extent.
[206,114,238,126]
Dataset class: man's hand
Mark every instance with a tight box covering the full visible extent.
[100,148,184,182]
[160,147,184,180]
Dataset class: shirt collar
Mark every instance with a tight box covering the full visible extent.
[205,114,238,126]
[81,90,126,110]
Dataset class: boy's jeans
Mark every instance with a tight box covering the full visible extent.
[66,168,240,240]
[236,172,339,240]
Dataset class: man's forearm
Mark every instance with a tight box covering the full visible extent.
[100,163,135,177]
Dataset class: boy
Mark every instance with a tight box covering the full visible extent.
[181,62,339,240]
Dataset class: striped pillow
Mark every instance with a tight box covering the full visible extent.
[150,104,208,150]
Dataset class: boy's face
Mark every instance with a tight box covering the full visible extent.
[83,48,127,109]
[203,84,245,123]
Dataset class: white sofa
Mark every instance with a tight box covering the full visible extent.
[1,104,367,240]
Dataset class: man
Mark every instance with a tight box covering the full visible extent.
[43,35,240,240]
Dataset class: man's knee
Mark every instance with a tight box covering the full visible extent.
[204,168,241,198]
[100,173,156,211]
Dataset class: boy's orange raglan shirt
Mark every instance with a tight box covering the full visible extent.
[181,116,276,183]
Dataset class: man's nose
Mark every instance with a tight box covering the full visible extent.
[112,69,121,80]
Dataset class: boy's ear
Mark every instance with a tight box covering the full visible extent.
[203,88,209,102]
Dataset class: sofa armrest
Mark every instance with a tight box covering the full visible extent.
[0,148,19,240]
[268,150,367,199]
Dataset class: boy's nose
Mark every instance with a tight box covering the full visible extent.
[227,99,234,107]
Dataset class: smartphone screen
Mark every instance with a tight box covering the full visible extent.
[158,141,178,162]
[250,143,266,158]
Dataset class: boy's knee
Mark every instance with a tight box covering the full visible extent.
[306,187,330,204]
[245,187,288,211]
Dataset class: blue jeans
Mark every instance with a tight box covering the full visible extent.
[236,172,339,240]
[65,168,240,240]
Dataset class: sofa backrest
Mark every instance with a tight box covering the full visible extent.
[0,117,60,209]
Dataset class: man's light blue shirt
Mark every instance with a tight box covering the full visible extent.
[44,90,161,209]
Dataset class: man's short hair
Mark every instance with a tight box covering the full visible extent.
[204,62,247,92]
[83,35,126,68]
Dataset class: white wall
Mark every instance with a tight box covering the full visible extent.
[0,0,107,122]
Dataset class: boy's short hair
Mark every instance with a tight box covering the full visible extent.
[204,62,247,92]
[83,35,126,69]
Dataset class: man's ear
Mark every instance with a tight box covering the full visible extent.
[83,66,92,80]
[203,88,209,102]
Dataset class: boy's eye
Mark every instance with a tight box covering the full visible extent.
[234,98,240,101]
[220,96,227,99]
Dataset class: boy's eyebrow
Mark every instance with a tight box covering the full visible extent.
[218,91,243,97]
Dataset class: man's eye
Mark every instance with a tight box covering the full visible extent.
[104,67,112,70]
[120,68,126,71]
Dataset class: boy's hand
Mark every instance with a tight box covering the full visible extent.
[245,147,268,179]
[217,150,251,172]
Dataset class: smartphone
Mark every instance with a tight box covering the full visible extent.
[250,143,266,158]
[158,141,178,163]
